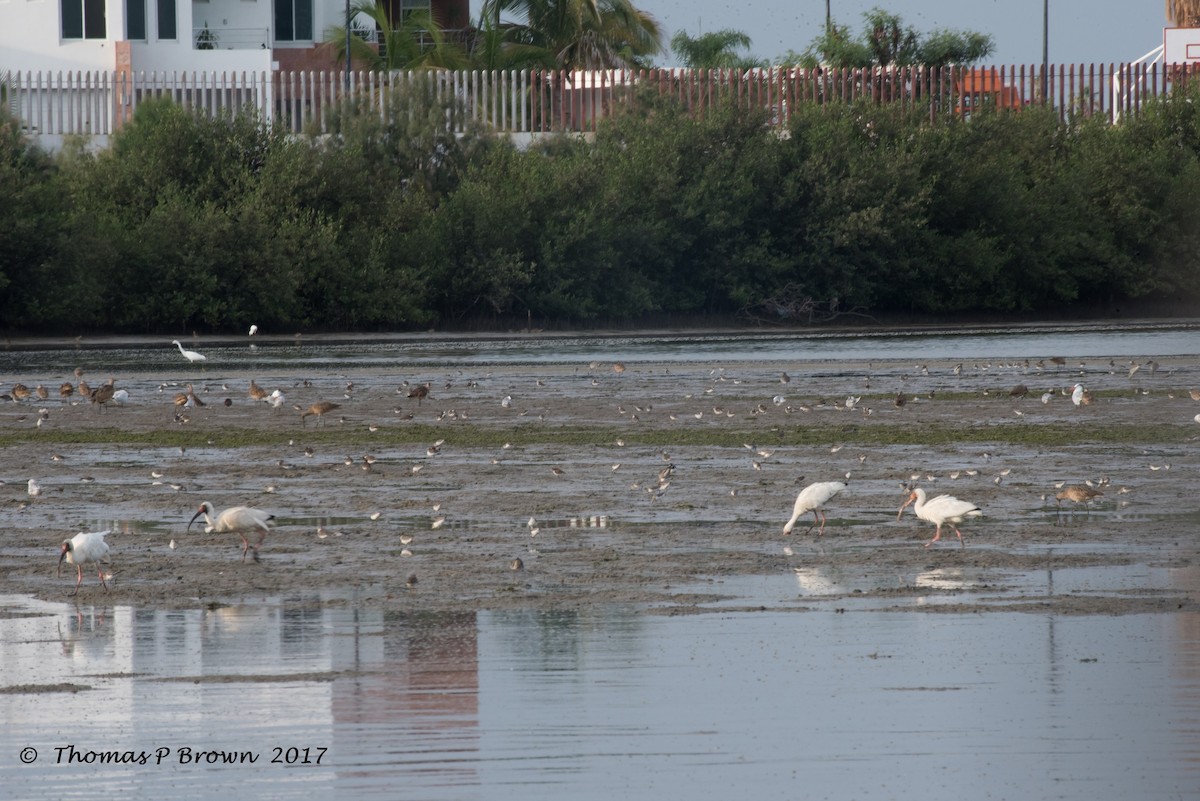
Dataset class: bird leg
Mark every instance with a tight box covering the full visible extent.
[239,532,264,563]
[69,565,83,597]
[814,509,828,536]
[954,527,966,547]
[924,525,943,548]
[97,566,109,591]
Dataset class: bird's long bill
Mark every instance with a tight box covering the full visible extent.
[188,509,204,530]
[897,494,915,520]
[57,545,67,576]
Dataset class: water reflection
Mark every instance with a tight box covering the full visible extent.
[1,592,1197,800]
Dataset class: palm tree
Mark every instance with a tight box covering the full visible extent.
[480,0,664,70]
[670,29,765,69]
[1167,0,1200,26]
[325,1,468,71]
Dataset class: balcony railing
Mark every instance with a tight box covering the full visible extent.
[192,27,270,50]
[3,64,1196,141]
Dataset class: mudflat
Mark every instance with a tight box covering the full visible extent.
[2,353,1198,614]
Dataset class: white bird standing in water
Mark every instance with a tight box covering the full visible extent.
[58,529,111,596]
[1071,383,1086,407]
[172,340,207,364]
[783,480,847,536]
[27,478,41,498]
[898,488,982,547]
[248,324,258,336]
[188,502,275,562]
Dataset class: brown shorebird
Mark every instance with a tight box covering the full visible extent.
[59,382,74,398]
[407,383,430,405]
[302,401,340,426]
[11,383,31,401]
[1056,484,1103,520]
[249,379,268,402]
[1009,383,1029,399]
[35,384,49,400]
[89,379,116,411]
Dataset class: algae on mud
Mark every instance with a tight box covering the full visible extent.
[0,352,1196,614]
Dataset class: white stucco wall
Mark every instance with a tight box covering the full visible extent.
[0,0,354,75]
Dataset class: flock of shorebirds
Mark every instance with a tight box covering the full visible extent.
[6,340,1198,595]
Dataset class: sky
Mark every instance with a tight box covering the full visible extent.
[471,1,1174,67]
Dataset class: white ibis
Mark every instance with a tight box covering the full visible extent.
[898,488,982,547]
[1071,383,1089,407]
[172,340,207,364]
[58,530,111,596]
[189,502,275,562]
[783,480,847,536]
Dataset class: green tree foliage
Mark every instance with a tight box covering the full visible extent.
[796,8,993,68]
[325,1,469,71]
[670,29,765,69]
[4,78,1200,333]
[480,0,664,69]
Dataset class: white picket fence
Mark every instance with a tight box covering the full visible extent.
[3,63,1193,145]
[1,68,612,140]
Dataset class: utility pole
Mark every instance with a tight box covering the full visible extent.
[1041,0,1048,102]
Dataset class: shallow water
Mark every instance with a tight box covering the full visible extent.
[1,585,1198,801]
[3,322,1199,798]
[3,320,1199,373]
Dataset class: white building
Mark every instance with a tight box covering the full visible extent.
[0,0,469,76]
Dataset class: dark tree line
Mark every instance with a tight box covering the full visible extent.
[2,80,1199,334]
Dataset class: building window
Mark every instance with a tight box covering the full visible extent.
[126,0,146,39]
[62,0,106,39]
[157,0,176,39]
[274,0,312,41]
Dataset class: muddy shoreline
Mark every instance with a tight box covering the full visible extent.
[2,351,1198,615]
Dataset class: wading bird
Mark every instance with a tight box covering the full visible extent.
[58,529,111,596]
[1056,484,1103,519]
[172,340,207,364]
[1071,383,1091,407]
[783,480,847,536]
[898,488,982,547]
[188,502,275,562]
[89,379,116,411]
[407,383,430,405]
[301,401,340,426]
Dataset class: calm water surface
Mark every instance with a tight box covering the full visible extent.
[2,320,1199,373]
[1,590,1197,801]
